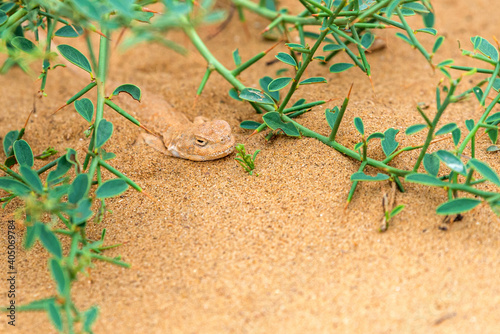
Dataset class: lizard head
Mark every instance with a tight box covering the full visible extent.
[165,120,235,161]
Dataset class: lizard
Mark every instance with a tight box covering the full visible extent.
[118,91,235,161]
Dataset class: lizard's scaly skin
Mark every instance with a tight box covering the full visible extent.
[130,92,235,161]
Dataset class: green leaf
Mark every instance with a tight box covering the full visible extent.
[325,107,339,129]
[240,121,261,130]
[436,198,482,215]
[20,166,43,194]
[470,36,499,61]
[16,297,56,312]
[259,76,280,102]
[437,59,454,67]
[71,198,93,225]
[39,224,62,259]
[423,153,440,176]
[228,88,242,101]
[49,258,68,295]
[3,130,18,156]
[57,44,92,73]
[487,145,500,152]
[385,0,402,19]
[299,77,327,85]
[473,87,483,103]
[354,117,364,135]
[402,3,429,13]
[24,223,40,249]
[354,142,363,152]
[83,306,99,333]
[486,112,500,124]
[262,112,300,137]
[239,88,275,105]
[329,63,354,73]
[14,139,34,167]
[47,301,63,331]
[361,32,375,49]
[285,43,304,49]
[416,28,437,36]
[433,36,445,54]
[55,25,84,38]
[112,84,142,102]
[275,52,297,67]
[435,123,458,135]
[389,204,405,219]
[465,119,475,131]
[452,128,461,146]
[323,44,344,52]
[381,128,399,157]
[487,128,498,144]
[435,150,467,176]
[268,77,293,92]
[233,48,241,66]
[423,11,435,28]
[95,119,113,148]
[367,132,384,141]
[395,32,413,46]
[492,78,500,92]
[350,172,389,181]
[405,173,447,187]
[48,155,72,183]
[0,177,31,196]
[0,9,7,26]
[96,179,129,198]
[468,158,500,186]
[11,36,38,54]
[74,98,94,123]
[405,124,427,135]
[68,173,90,204]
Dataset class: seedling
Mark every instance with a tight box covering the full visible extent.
[235,143,260,176]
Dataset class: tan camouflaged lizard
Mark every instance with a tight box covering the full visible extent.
[123,92,235,161]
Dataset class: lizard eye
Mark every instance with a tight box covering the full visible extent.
[195,138,208,147]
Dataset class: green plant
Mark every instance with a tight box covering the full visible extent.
[185,0,500,217]
[0,0,221,332]
[235,143,260,175]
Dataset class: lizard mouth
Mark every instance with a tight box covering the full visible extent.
[186,137,236,161]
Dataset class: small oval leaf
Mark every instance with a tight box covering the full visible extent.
[74,98,94,123]
[268,77,293,92]
[435,150,467,175]
[299,77,327,85]
[262,112,300,137]
[240,121,262,130]
[323,44,344,52]
[49,258,68,295]
[423,153,440,177]
[436,198,482,215]
[329,63,355,73]
[95,119,114,149]
[435,123,458,136]
[39,224,63,259]
[275,52,297,67]
[11,36,38,54]
[406,124,427,135]
[239,88,275,105]
[20,166,43,194]
[68,173,90,204]
[13,140,34,167]
[57,44,92,73]
[354,117,364,135]
[112,84,142,101]
[350,172,389,182]
[468,158,500,186]
[55,25,84,38]
[95,179,129,199]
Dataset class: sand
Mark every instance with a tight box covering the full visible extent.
[1,0,499,333]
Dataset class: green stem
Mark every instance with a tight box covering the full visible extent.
[282,115,412,176]
[413,81,457,171]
